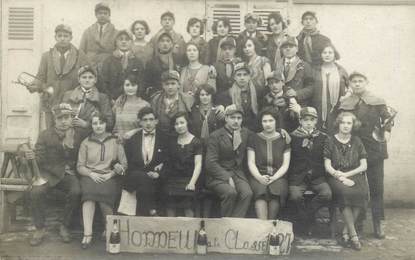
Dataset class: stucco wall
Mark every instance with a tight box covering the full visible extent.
[9,0,415,205]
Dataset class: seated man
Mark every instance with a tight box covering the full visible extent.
[122,107,167,216]
[216,62,259,131]
[26,103,81,246]
[205,105,253,218]
[288,107,332,232]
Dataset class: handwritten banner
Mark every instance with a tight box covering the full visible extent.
[106,216,294,255]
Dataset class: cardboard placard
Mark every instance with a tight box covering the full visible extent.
[106,216,294,255]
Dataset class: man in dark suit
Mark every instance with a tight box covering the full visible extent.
[122,107,167,216]
[205,104,253,217]
[26,103,81,246]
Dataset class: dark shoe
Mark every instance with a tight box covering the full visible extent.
[30,229,46,246]
[338,233,351,248]
[350,235,362,251]
[149,209,158,216]
[374,220,386,239]
[59,224,72,243]
[81,235,93,249]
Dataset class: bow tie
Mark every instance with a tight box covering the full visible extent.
[144,131,155,136]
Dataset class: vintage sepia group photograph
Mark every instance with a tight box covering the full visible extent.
[0,0,414,259]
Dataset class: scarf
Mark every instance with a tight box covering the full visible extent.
[321,64,341,122]
[113,49,134,71]
[229,81,258,115]
[199,105,212,139]
[55,127,75,149]
[291,127,321,150]
[339,90,386,110]
[225,126,242,151]
[300,28,319,64]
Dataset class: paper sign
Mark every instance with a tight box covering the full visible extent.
[106,216,294,255]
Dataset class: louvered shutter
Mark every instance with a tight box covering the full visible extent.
[250,2,289,34]
[1,1,42,148]
[206,2,243,38]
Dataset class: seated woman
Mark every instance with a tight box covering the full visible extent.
[324,112,368,250]
[77,113,127,249]
[242,37,272,98]
[190,84,224,144]
[180,42,216,96]
[130,20,153,68]
[311,43,349,133]
[186,17,209,65]
[62,65,113,151]
[100,30,144,101]
[112,71,150,141]
[163,112,203,217]
[247,108,291,220]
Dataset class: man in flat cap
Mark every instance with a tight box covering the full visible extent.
[236,13,268,57]
[79,2,118,71]
[212,38,238,97]
[296,11,331,67]
[149,11,186,63]
[25,103,81,246]
[205,104,253,217]
[216,62,259,131]
[151,70,194,135]
[338,72,395,239]
[29,24,89,128]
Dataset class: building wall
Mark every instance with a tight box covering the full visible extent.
[3,0,415,205]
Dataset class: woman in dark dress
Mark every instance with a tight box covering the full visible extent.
[163,112,203,217]
[247,109,291,220]
[77,113,127,249]
[190,84,224,144]
[324,112,368,250]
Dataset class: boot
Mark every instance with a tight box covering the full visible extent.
[373,219,385,239]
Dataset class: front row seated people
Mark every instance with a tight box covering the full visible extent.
[205,104,253,218]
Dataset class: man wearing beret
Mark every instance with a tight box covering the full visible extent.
[29,24,89,128]
[339,72,395,239]
[79,2,118,71]
[149,11,186,62]
[296,11,331,67]
[25,103,81,246]
[205,104,253,217]
[151,70,194,135]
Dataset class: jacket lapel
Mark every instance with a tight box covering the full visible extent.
[51,47,62,76]
[62,45,78,75]
[285,57,301,82]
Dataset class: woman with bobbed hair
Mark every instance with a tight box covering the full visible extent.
[207,17,235,65]
[324,112,368,250]
[312,43,349,133]
[186,17,209,65]
[266,12,289,70]
[130,20,153,67]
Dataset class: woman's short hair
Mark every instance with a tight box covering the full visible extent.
[211,17,232,34]
[267,12,287,32]
[170,111,191,131]
[184,42,201,63]
[320,43,341,61]
[241,37,262,59]
[194,84,216,105]
[334,112,361,132]
[137,106,157,120]
[123,69,144,97]
[258,107,279,129]
[130,20,150,35]
[187,17,204,35]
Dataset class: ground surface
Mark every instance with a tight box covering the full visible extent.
[0,208,414,260]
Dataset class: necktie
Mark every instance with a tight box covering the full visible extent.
[232,130,242,151]
[121,53,129,71]
[284,59,291,78]
[59,51,66,75]
[99,24,103,39]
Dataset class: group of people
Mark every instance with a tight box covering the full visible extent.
[24,2,395,252]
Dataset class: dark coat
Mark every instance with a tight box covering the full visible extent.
[207,35,236,65]
[35,128,78,187]
[122,129,168,192]
[189,105,224,141]
[205,127,252,187]
[213,60,235,97]
[98,53,144,100]
[311,64,348,133]
[288,131,328,186]
[296,32,331,67]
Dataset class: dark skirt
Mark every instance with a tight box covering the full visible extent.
[328,173,369,209]
[162,177,196,209]
[80,176,121,207]
[249,176,288,205]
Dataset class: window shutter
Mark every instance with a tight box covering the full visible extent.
[252,3,289,34]
[8,7,34,40]
[207,3,242,37]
